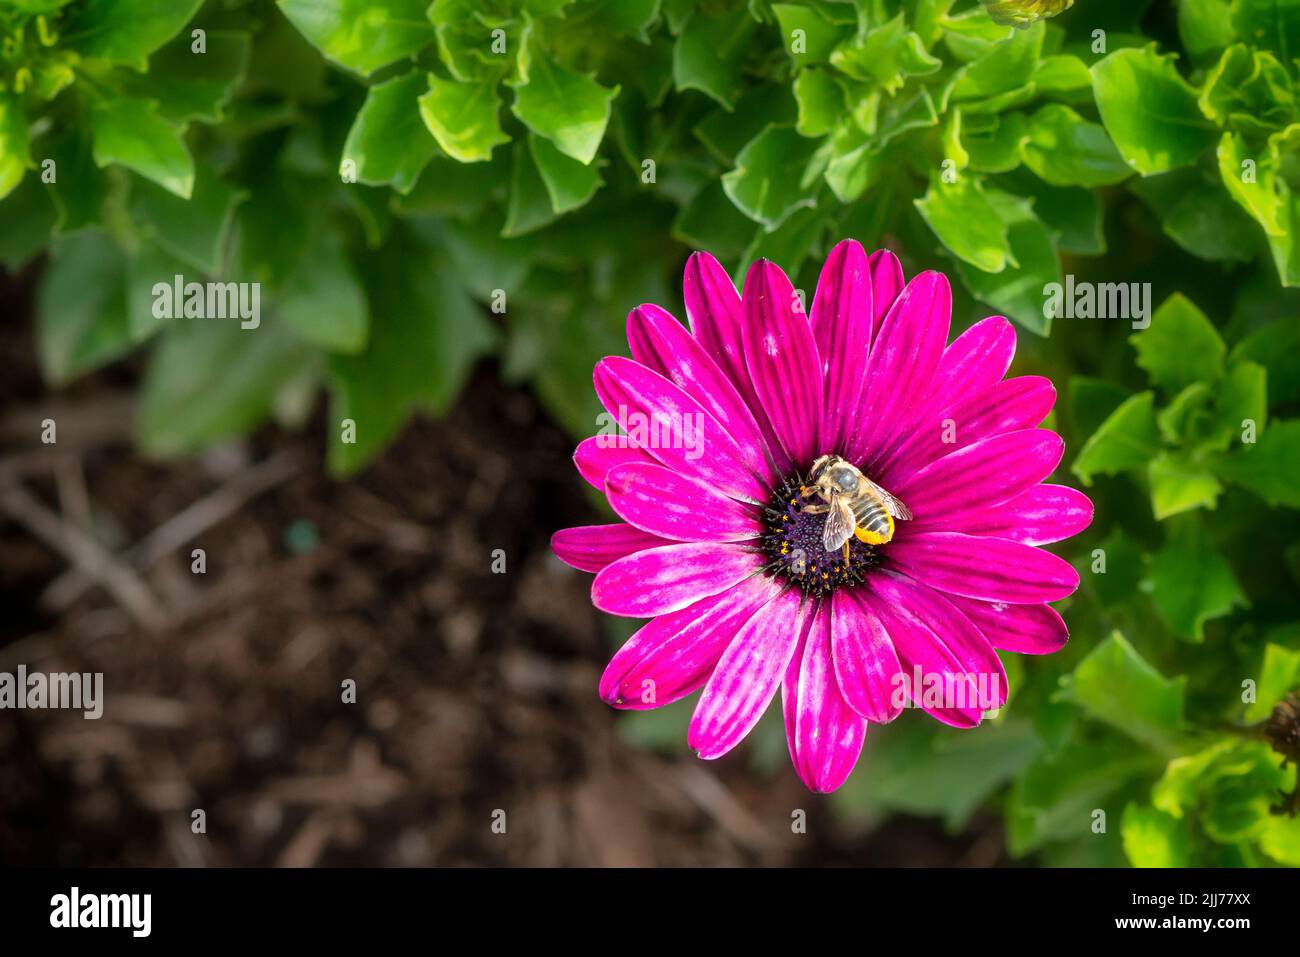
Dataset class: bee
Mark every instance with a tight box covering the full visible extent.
[804,454,913,555]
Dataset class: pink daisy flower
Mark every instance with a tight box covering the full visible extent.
[551,240,1092,793]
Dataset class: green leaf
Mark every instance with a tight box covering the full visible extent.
[90,98,194,199]
[1008,734,1160,855]
[138,318,315,458]
[954,190,1060,336]
[1231,317,1300,404]
[129,31,252,124]
[1122,803,1192,867]
[130,167,244,275]
[35,231,132,385]
[1147,520,1247,642]
[528,133,602,214]
[1019,104,1131,187]
[1217,131,1285,237]
[961,111,1027,174]
[511,53,618,164]
[1130,293,1226,393]
[948,18,1043,101]
[277,0,435,76]
[1019,178,1105,255]
[831,15,940,94]
[1245,643,1300,723]
[792,68,844,138]
[279,230,369,353]
[1091,46,1218,175]
[124,240,191,343]
[502,140,559,237]
[1072,391,1161,484]
[0,177,56,269]
[721,124,822,230]
[0,94,29,201]
[1087,525,1145,607]
[1060,631,1187,752]
[1179,0,1236,63]
[342,72,440,192]
[673,180,762,258]
[1153,739,1289,843]
[771,3,850,65]
[1130,167,1257,264]
[328,237,495,474]
[1148,451,1223,519]
[693,82,798,164]
[419,74,511,164]
[832,717,1043,829]
[583,0,662,41]
[42,129,106,233]
[1033,54,1091,93]
[1231,0,1300,61]
[1212,359,1267,448]
[672,3,758,108]
[914,173,1013,273]
[63,0,204,69]
[1198,44,1295,135]
[1260,814,1300,865]
[1212,419,1300,507]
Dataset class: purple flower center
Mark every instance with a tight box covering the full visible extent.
[761,470,881,597]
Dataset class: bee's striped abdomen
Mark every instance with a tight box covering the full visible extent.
[852,497,895,545]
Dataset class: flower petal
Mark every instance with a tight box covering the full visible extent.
[885,377,1057,488]
[847,271,951,468]
[573,435,655,491]
[605,462,760,542]
[742,260,825,467]
[783,601,868,793]
[809,239,874,453]
[867,572,1007,711]
[830,588,904,723]
[600,577,783,708]
[626,303,777,486]
[946,595,1069,655]
[927,483,1094,545]
[689,587,805,760]
[867,249,904,340]
[552,523,675,573]
[593,355,769,503]
[892,429,1064,519]
[684,252,792,475]
[927,315,1017,414]
[886,531,1081,604]
[592,541,765,617]
[862,579,986,728]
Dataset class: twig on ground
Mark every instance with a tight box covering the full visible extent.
[42,448,302,612]
[0,482,171,632]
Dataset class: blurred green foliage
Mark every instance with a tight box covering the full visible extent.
[2,0,1300,866]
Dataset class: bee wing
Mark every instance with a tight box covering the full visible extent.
[860,476,912,521]
[822,495,856,552]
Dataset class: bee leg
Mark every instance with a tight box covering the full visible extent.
[801,503,829,515]
[842,541,850,563]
